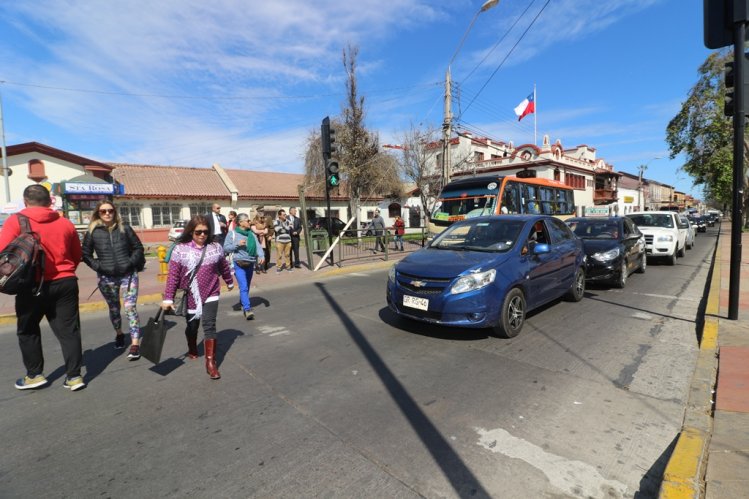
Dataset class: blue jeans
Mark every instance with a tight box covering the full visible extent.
[233,261,255,312]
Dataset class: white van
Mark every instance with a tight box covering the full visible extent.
[626,211,688,266]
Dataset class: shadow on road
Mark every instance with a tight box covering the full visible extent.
[316,282,491,498]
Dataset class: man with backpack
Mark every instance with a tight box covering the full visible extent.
[0,184,85,391]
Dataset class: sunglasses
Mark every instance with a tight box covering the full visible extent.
[99,209,115,214]
[193,230,210,236]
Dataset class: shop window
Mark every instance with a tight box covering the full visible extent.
[120,205,142,227]
[152,205,181,227]
[189,203,211,218]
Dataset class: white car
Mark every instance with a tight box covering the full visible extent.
[168,220,189,241]
[680,215,695,250]
[626,211,687,266]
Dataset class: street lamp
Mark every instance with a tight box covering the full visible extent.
[638,156,661,210]
[442,0,500,186]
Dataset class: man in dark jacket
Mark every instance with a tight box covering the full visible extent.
[0,184,85,391]
[206,203,228,246]
[288,207,303,268]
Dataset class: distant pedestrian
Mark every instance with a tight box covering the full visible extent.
[82,201,145,360]
[288,207,303,268]
[250,214,269,273]
[226,211,237,233]
[391,215,405,251]
[224,213,264,320]
[372,209,386,253]
[206,203,228,246]
[162,215,234,379]
[273,209,293,272]
[0,185,85,391]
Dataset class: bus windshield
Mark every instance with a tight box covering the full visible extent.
[432,195,496,222]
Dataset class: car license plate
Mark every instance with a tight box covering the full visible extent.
[403,294,428,311]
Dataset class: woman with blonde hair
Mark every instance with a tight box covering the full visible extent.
[82,201,146,359]
[250,213,269,273]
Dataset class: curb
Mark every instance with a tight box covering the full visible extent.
[0,259,396,326]
[658,233,721,498]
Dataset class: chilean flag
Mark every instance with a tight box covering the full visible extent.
[514,92,535,121]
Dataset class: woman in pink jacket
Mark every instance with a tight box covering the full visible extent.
[161,215,233,379]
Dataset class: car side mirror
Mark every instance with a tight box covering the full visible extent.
[532,243,550,254]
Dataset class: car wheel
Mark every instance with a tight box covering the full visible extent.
[668,250,677,266]
[615,259,627,289]
[678,243,686,257]
[637,253,647,273]
[565,267,585,302]
[494,288,526,338]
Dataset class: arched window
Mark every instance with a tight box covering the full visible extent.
[388,203,401,218]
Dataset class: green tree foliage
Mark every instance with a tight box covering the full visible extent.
[666,51,747,218]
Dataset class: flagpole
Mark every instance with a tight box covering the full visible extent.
[533,83,537,146]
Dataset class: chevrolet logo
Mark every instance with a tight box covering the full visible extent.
[410,280,426,288]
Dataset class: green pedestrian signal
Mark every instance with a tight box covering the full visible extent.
[327,160,339,188]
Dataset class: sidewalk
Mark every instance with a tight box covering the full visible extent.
[0,246,404,323]
[660,221,749,498]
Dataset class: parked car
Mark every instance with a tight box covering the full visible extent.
[706,212,719,226]
[565,216,646,288]
[386,215,585,338]
[307,216,355,237]
[168,220,189,241]
[626,211,687,265]
[680,215,695,249]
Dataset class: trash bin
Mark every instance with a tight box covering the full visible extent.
[310,229,329,253]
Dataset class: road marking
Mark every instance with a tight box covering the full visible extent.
[269,331,290,337]
[475,427,629,498]
[350,272,370,277]
[628,292,700,302]
[632,312,653,320]
[257,325,289,336]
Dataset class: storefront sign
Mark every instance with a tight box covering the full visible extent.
[585,207,610,216]
[64,183,114,195]
[623,196,634,203]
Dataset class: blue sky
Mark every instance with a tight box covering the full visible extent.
[0,0,712,198]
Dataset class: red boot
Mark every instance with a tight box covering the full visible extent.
[185,331,198,359]
[204,339,221,379]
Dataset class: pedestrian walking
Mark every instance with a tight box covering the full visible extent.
[372,209,386,253]
[392,215,405,251]
[161,215,234,379]
[273,209,293,272]
[288,207,303,269]
[224,213,264,320]
[250,214,269,273]
[226,210,237,233]
[82,201,146,360]
[0,185,86,391]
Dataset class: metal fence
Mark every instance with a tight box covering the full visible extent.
[307,227,428,269]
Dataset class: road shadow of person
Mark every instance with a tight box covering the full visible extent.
[231,297,270,312]
[215,328,245,367]
[78,339,129,385]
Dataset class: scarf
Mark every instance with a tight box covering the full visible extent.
[183,243,207,321]
[234,227,256,255]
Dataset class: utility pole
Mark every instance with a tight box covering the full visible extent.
[442,68,452,187]
[0,91,11,204]
[637,164,646,211]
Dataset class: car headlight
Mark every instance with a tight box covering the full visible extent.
[591,247,620,262]
[388,265,396,283]
[657,235,674,242]
[450,269,496,295]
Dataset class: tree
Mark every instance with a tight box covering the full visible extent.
[666,50,748,224]
[397,123,443,223]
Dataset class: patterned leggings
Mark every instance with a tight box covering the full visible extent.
[98,272,141,339]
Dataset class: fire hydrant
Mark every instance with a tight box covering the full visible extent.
[157,245,168,275]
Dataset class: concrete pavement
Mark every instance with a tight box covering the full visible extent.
[659,220,749,498]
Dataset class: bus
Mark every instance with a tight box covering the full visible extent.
[429,173,576,237]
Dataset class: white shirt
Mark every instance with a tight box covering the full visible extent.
[212,212,222,235]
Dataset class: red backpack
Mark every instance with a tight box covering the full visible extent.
[0,214,46,296]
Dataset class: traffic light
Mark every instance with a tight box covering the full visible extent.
[326,159,340,188]
[725,61,735,117]
[321,116,337,158]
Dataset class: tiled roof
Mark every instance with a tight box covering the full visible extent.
[223,168,348,201]
[109,163,231,198]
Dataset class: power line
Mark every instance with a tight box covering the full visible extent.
[458,0,552,119]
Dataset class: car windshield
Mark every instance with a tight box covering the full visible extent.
[431,218,525,252]
[628,214,674,228]
[567,220,619,239]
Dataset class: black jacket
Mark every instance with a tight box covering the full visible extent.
[82,223,145,277]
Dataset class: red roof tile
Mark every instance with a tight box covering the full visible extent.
[109,163,231,199]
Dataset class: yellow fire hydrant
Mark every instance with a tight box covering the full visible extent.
[157,245,169,276]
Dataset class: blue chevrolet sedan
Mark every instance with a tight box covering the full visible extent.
[387,215,586,338]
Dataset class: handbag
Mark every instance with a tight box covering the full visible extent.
[171,245,207,317]
[139,308,166,364]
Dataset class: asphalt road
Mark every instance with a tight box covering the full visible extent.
[0,228,718,498]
